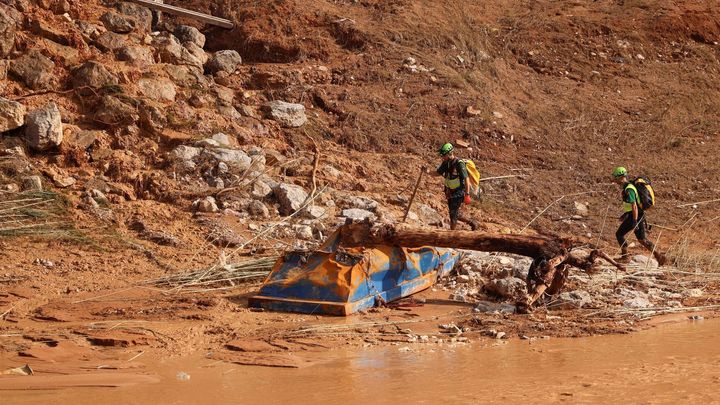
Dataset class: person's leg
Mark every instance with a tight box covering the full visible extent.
[616,213,635,259]
[635,213,667,265]
[448,197,462,230]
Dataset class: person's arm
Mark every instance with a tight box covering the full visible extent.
[631,202,639,223]
[458,161,468,194]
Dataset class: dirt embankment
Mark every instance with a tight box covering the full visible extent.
[0,0,719,378]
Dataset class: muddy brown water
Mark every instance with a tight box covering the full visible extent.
[4,318,720,404]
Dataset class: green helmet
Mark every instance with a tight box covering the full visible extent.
[612,166,628,178]
[439,143,454,156]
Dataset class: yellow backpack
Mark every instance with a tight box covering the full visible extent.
[459,159,481,189]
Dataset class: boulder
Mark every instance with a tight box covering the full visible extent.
[341,208,376,221]
[175,25,205,48]
[93,31,128,52]
[0,8,16,58]
[262,101,307,128]
[115,2,152,31]
[0,97,25,132]
[273,183,308,216]
[116,46,155,66]
[138,78,176,102]
[553,290,592,309]
[153,33,203,69]
[247,200,269,218]
[100,12,136,33]
[24,103,63,151]
[485,277,525,299]
[94,96,137,125]
[205,49,241,74]
[71,61,118,89]
[9,51,55,90]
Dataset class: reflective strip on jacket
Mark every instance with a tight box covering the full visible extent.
[623,183,638,212]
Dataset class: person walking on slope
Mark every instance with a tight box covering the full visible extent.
[612,166,667,265]
[428,143,471,230]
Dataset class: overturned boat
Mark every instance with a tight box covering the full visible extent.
[249,229,460,316]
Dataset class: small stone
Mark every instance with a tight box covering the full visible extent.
[193,196,218,213]
[250,180,272,199]
[495,331,506,339]
[574,201,589,217]
[623,297,652,309]
[685,288,703,298]
[247,200,269,218]
[304,205,326,219]
[457,275,470,283]
[21,175,42,191]
[341,208,376,221]
[294,225,313,240]
[689,315,704,321]
[25,103,63,151]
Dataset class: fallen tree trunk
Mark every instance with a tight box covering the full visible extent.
[339,221,622,312]
[339,222,573,258]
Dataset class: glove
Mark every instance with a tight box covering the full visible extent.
[464,194,471,205]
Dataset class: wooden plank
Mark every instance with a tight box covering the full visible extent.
[126,0,234,29]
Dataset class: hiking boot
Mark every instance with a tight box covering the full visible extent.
[653,251,668,266]
[616,254,631,264]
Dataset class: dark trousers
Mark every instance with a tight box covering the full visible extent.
[447,196,463,224]
[616,210,648,248]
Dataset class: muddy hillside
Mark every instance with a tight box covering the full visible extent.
[0,0,719,378]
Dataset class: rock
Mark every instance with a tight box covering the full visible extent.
[685,288,703,298]
[21,175,42,191]
[0,97,25,132]
[341,208,377,221]
[323,165,341,178]
[553,290,592,309]
[262,101,307,128]
[630,255,658,270]
[184,41,208,65]
[207,148,252,170]
[100,11,136,33]
[93,31,128,52]
[175,25,205,48]
[250,180,272,199]
[486,277,525,299]
[206,49,241,74]
[512,258,532,279]
[9,51,55,90]
[116,46,155,67]
[0,8,16,58]
[273,183,308,216]
[338,195,378,211]
[474,300,516,314]
[42,39,80,65]
[574,201,589,217]
[94,96,137,125]
[30,19,71,45]
[171,145,201,162]
[24,103,63,151]
[138,78,176,102]
[138,100,167,132]
[247,200,269,218]
[623,297,652,309]
[164,65,209,88]
[495,331,506,339]
[89,189,109,205]
[216,105,242,121]
[304,205,326,219]
[193,196,218,213]
[115,2,152,31]
[71,61,118,89]
[457,275,471,284]
[153,33,202,69]
[498,256,514,266]
[416,203,443,226]
[294,225,313,240]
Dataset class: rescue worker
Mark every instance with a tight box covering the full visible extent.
[427,143,471,230]
[612,166,667,265]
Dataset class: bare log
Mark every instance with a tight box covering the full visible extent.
[339,222,572,258]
